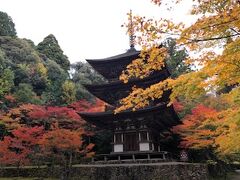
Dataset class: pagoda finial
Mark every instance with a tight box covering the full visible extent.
[128,9,135,49]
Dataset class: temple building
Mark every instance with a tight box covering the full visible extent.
[79,47,180,154]
[79,11,180,159]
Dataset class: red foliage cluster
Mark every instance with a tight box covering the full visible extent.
[0,99,101,166]
[172,104,218,149]
[39,128,83,152]
[172,100,184,112]
[4,94,16,103]
[69,99,105,112]
[0,126,44,166]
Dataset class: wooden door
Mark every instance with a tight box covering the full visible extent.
[124,132,138,151]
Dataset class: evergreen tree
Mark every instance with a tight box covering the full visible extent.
[41,60,68,105]
[0,37,39,65]
[0,69,14,98]
[14,83,41,104]
[0,11,16,37]
[71,62,106,100]
[37,34,70,71]
[163,38,191,78]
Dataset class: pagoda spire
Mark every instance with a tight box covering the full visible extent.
[128,10,135,50]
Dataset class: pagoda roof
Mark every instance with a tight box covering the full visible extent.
[86,48,140,81]
[79,104,180,130]
[83,69,170,106]
[86,48,139,63]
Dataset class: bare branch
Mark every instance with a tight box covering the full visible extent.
[185,33,240,44]
[230,28,240,35]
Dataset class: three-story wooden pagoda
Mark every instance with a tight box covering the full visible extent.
[79,11,180,158]
[79,50,180,155]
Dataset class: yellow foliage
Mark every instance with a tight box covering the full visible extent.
[61,80,76,105]
[117,0,240,110]
[36,63,48,77]
[117,0,240,159]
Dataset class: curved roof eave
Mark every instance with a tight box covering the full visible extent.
[79,103,167,119]
[86,50,140,63]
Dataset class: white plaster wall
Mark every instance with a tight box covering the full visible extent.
[114,144,123,152]
[139,142,150,151]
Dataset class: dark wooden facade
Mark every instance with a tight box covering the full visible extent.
[86,48,139,82]
[79,47,180,154]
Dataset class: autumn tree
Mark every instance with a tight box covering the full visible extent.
[118,0,240,109]
[0,99,105,132]
[172,89,240,161]
[39,128,94,178]
[69,99,108,153]
[11,104,84,130]
[116,0,240,160]
[172,104,218,149]
[0,126,44,166]
[0,99,103,167]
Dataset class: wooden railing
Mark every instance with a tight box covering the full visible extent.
[91,151,170,163]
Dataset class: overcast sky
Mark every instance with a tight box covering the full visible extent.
[0,0,196,63]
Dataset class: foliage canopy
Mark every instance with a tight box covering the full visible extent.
[0,11,16,37]
[116,0,240,160]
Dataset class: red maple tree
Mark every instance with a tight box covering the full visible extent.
[0,126,44,166]
[172,104,218,149]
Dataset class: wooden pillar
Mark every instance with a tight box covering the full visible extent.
[163,153,166,160]
[132,154,135,161]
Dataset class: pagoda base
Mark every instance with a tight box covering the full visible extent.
[91,151,169,163]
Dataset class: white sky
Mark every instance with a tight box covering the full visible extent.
[0,0,196,63]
